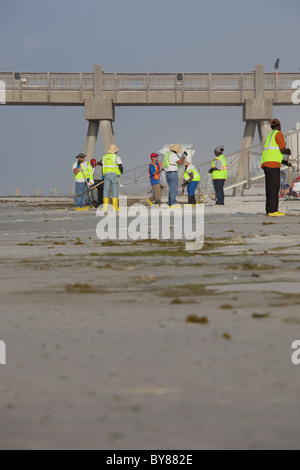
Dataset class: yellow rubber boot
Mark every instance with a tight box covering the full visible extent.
[112,198,119,212]
[102,198,110,212]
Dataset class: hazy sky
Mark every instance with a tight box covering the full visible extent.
[0,0,300,194]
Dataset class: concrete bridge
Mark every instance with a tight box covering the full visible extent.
[1,65,299,195]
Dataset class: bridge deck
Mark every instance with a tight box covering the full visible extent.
[1,72,299,106]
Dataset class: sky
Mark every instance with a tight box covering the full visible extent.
[0,0,300,195]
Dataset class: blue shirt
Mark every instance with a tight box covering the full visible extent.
[149,162,161,186]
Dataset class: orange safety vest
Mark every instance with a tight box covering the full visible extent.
[148,161,162,182]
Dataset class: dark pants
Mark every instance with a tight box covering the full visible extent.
[263,167,280,214]
[94,179,104,207]
[213,179,225,205]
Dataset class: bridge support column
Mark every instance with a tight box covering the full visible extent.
[83,65,117,159]
[258,120,271,151]
[84,120,99,160]
[100,120,116,153]
[84,97,115,158]
[233,65,273,196]
[233,121,256,197]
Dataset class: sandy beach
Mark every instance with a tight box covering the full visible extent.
[0,194,300,450]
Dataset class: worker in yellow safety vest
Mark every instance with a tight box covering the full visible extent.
[261,118,292,217]
[182,161,201,206]
[209,145,227,205]
[73,153,91,211]
[102,144,123,211]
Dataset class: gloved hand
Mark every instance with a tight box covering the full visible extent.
[77,163,81,169]
[161,168,165,172]
[285,149,291,155]
[183,152,188,157]
[87,178,90,183]
[208,168,215,174]
[282,160,292,167]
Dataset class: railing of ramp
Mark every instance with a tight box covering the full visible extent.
[1,72,300,92]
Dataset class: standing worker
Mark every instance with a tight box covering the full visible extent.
[73,153,90,211]
[90,158,104,208]
[147,153,163,206]
[209,145,228,206]
[102,144,123,212]
[182,161,201,206]
[163,143,187,208]
[261,118,292,217]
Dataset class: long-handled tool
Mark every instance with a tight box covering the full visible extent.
[73,179,104,198]
[79,163,98,208]
[288,155,292,187]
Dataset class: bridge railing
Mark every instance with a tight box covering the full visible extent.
[0,72,299,92]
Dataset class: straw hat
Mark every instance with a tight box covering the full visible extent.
[108,144,120,154]
[170,143,183,154]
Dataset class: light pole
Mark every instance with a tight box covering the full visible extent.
[274,58,280,101]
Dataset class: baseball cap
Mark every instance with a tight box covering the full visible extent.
[270,119,281,127]
[150,153,159,159]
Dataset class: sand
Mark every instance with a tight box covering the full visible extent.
[0,194,300,450]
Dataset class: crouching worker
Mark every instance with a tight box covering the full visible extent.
[290,176,300,197]
[182,162,201,206]
[102,144,123,211]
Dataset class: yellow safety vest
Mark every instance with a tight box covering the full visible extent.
[212,154,228,180]
[75,162,89,182]
[163,151,178,170]
[103,153,121,176]
[183,168,201,182]
[261,130,283,165]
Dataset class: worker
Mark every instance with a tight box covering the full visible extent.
[163,143,187,208]
[182,161,201,206]
[279,170,291,199]
[209,145,228,206]
[289,176,300,197]
[89,158,104,208]
[102,144,123,211]
[261,118,292,217]
[73,153,90,211]
[147,153,163,205]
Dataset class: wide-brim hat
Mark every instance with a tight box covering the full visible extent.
[76,153,86,159]
[170,143,183,154]
[108,144,120,154]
